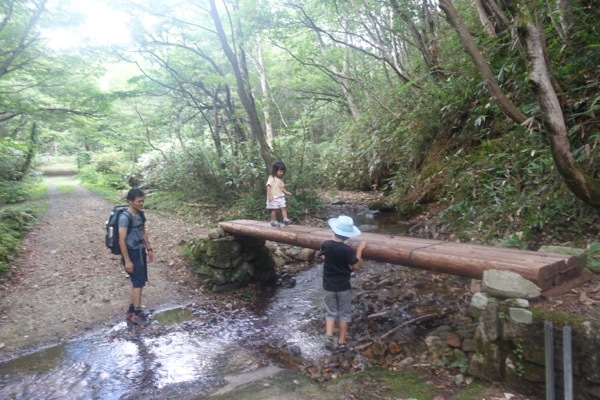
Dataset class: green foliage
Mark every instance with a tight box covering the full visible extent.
[139,144,258,205]
[431,128,598,246]
[77,150,134,189]
[91,151,130,175]
[585,242,600,273]
[0,179,47,278]
[512,340,526,378]
[0,139,28,181]
[78,165,123,188]
[0,181,29,205]
[76,151,93,168]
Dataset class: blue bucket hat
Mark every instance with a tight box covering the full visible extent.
[328,215,361,238]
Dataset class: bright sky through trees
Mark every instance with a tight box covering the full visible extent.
[42,0,131,49]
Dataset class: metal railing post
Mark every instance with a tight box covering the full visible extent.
[563,325,573,400]
[545,320,555,400]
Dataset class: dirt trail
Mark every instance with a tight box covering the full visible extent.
[0,177,207,357]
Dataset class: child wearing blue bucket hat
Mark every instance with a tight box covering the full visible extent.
[317,215,366,352]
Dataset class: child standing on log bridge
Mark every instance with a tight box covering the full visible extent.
[266,160,293,227]
[318,215,366,352]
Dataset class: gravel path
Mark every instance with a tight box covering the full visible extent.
[0,177,207,358]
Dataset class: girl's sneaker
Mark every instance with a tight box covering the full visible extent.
[271,220,280,227]
[283,218,291,226]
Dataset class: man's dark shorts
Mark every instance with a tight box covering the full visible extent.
[122,247,148,288]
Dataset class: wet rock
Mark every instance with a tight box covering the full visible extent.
[482,270,541,299]
[462,338,477,353]
[397,356,414,368]
[424,335,444,354]
[358,224,378,232]
[288,345,302,356]
[508,308,533,324]
[445,333,461,348]
[277,273,297,288]
[297,248,316,261]
[452,373,465,385]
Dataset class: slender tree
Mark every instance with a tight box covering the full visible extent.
[438,0,600,207]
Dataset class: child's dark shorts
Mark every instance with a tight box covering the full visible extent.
[121,247,148,288]
[324,290,352,323]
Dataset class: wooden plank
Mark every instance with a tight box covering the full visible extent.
[218,220,581,291]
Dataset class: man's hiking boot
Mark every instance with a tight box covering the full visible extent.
[271,220,280,227]
[131,311,150,326]
[323,334,336,351]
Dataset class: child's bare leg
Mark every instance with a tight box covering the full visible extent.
[325,319,336,336]
[338,321,349,344]
[270,209,278,221]
[281,207,288,220]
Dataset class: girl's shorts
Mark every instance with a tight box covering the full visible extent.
[266,197,286,209]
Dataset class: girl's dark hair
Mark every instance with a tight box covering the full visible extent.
[271,160,287,176]
[126,188,145,201]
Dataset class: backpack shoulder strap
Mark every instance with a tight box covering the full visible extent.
[119,209,134,234]
[122,210,145,234]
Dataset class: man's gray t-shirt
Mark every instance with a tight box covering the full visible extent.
[118,211,145,249]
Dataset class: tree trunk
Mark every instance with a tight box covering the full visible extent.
[480,0,511,34]
[0,0,46,78]
[439,0,528,124]
[518,19,600,206]
[208,0,272,173]
[338,34,361,118]
[16,122,38,181]
[473,0,496,36]
[552,0,574,41]
[254,34,274,147]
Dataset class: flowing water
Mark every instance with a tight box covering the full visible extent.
[0,211,436,399]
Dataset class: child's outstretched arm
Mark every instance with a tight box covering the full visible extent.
[351,240,367,270]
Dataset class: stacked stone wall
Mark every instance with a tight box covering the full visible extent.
[468,292,600,399]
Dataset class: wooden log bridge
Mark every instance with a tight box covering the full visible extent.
[218,220,584,292]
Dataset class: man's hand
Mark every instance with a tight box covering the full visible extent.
[124,260,134,273]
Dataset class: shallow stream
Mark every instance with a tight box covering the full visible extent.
[0,210,443,399]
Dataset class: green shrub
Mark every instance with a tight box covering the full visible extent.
[0,179,47,278]
[0,181,29,205]
[586,242,600,273]
[92,151,129,174]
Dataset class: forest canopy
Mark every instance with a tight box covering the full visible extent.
[1,0,598,246]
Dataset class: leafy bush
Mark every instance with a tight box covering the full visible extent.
[0,179,47,278]
[0,181,29,205]
[0,139,26,181]
[586,242,600,273]
[435,129,598,246]
[91,150,129,175]
[77,150,134,189]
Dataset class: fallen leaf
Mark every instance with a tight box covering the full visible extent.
[588,285,600,294]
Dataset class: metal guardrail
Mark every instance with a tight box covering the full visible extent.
[545,321,573,400]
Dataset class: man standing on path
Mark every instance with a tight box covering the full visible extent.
[119,188,154,325]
